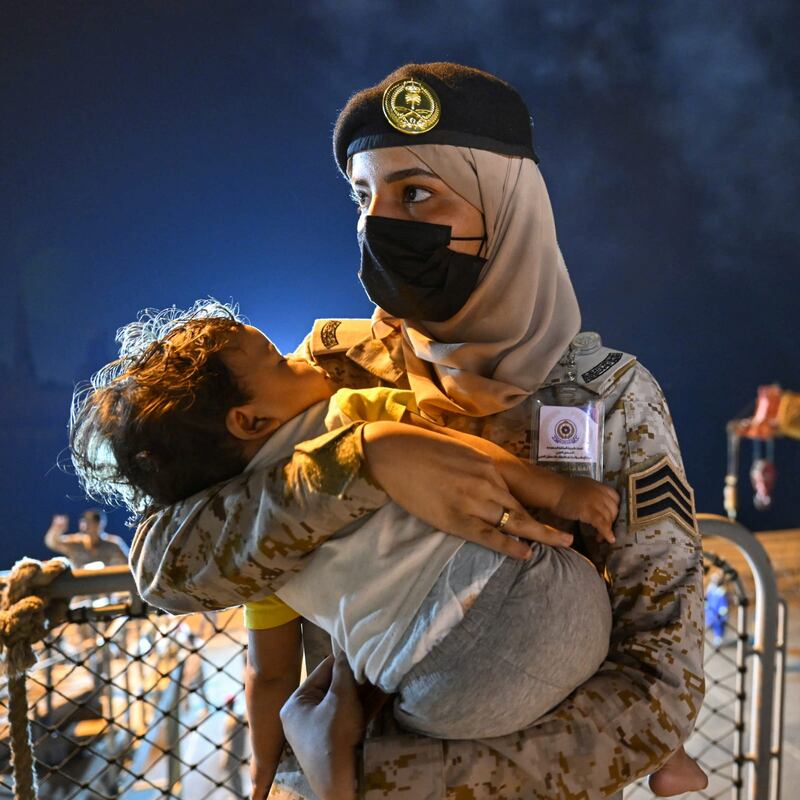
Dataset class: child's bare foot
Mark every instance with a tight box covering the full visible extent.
[649,747,708,797]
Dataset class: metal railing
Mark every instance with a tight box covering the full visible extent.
[1,514,788,800]
[625,514,787,800]
[1,567,249,800]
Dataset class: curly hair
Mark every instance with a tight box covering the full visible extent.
[70,299,251,519]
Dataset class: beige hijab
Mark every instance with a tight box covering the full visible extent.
[365,144,581,419]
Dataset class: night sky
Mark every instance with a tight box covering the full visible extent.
[2,2,799,564]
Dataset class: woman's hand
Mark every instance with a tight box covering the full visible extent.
[279,654,364,800]
[361,421,572,559]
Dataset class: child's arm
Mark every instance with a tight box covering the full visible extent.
[406,412,619,543]
[245,619,303,800]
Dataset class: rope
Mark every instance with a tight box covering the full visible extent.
[0,557,70,800]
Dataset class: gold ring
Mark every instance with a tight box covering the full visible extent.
[496,509,511,531]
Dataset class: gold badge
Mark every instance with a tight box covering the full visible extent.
[382,78,441,135]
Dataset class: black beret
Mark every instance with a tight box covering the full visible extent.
[333,62,539,175]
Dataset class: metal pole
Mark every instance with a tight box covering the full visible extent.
[770,600,787,800]
[37,565,137,599]
[166,653,185,797]
[698,514,781,800]
[44,644,53,720]
[734,588,748,800]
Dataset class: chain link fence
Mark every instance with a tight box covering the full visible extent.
[1,517,787,799]
[1,594,250,800]
[625,555,750,799]
[626,515,787,800]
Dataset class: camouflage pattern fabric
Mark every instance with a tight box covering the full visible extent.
[130,419,388,613]
[356,360,705,800]
[130,319,704,799]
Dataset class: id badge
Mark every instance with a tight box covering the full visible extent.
[532,395,604,480]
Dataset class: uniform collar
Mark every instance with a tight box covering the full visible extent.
[345,334,406,384]
[309,317,406,384]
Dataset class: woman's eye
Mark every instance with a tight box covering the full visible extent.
[349,189,369,211]
[403,186,433,204]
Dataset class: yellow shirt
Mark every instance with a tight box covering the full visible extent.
[244,386,417,630]
[329,385,417,423]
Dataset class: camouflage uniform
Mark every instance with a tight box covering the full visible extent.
[130,319,705,800]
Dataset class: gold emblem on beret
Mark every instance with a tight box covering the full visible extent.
[382,78,441,135]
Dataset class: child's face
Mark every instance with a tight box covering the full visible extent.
[224,325,334,426]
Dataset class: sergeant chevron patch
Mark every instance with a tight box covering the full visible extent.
[628,456,697,537]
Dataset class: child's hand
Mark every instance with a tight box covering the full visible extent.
[552,478,620,544]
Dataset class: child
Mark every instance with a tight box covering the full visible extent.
[70,300,706,798]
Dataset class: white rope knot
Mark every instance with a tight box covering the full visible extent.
[0,557,71,800]
[0,557,70,677]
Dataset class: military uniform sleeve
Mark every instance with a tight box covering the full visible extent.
[360,362,705,799]
[130,422,388,614]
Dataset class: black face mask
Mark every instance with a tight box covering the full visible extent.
[358,215,487,322]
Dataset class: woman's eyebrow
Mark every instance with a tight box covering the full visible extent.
[352,167,441,188]
[351,167,439,188]
[385,167,438,183]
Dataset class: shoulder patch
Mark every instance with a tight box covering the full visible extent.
[628,456,697,538]
[320,320,342,349]
[310,318,373,356]
[581,351,622,383]
[573,345,636,396]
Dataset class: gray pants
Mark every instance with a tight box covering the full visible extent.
[394,544,612,740]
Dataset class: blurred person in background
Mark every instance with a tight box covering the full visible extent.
[44,508,129,568]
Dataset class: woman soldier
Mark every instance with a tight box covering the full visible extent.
[130,63,705,799]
